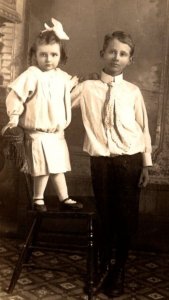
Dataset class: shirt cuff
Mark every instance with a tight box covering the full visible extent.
[142,153,153,167]
[9,114,19,126]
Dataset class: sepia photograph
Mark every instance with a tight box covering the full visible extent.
[0,0,169,299]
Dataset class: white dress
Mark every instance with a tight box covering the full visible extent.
[6,66,72,176]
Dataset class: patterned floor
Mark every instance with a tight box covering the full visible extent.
[0,238,169,300]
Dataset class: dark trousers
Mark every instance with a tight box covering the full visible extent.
[90,153,142,268]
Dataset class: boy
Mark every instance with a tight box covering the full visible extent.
[72,31,152,297]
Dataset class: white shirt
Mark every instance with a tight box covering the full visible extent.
[71,71,152,167]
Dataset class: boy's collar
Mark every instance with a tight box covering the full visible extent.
[101,70,123,84]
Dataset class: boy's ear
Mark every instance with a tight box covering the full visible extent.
[100,50,104,57]
[128,56,134,65]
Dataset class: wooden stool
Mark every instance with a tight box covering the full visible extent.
[2,128,99,299]
[7,196,98,300]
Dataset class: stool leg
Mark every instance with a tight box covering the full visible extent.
[87,215,95,300]
[24,214,42,263]
[8,216,38,293]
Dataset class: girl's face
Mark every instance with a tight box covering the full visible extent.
[36,42,61,71]
[101,38,132,76]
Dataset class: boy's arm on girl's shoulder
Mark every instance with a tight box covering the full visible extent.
[71,81,83,108]
[71,72,100,108]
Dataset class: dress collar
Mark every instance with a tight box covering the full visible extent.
[101,70,123,84]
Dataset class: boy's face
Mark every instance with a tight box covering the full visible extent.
[36,43,61,71]
[101,38,133,76]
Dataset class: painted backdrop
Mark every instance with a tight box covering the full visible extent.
[28,0,169,194]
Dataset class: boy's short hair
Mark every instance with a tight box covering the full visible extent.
[102,31,135,56]
[29,31,68,66]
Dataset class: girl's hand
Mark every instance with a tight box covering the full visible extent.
[70,76,79,90]
[1,123,17,135]
[138,167,150,188]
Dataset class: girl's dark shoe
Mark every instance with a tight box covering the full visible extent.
[33,202,47,212]
[60,198,83,210]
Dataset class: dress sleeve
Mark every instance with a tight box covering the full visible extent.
[6,67,37,124]
[135,88,152,167]
[8,67,36,102]
[6,90,25,124]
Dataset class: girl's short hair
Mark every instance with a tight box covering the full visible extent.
[102,31,135,56]
[29,31,68,66]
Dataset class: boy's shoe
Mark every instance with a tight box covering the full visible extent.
[102,265,125,297]
[60,198,83,210]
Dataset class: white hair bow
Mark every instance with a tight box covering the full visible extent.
[41,18,69,40]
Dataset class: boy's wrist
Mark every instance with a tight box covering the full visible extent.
[142,153,152,166]
[142,166,152,173]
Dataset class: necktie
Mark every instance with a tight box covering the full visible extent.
[103,81,130,152]
[103,81,115,129]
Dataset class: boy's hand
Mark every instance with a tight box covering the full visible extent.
[1,123,17,135]
[79,72,100,82]
[138,167,150,188]
[70,76,79,90]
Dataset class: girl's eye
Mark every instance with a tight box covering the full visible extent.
[120,52,128,57]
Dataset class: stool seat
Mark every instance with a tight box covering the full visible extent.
[8,196,99,300]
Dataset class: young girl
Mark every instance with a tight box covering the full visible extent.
[2,18,82,212]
